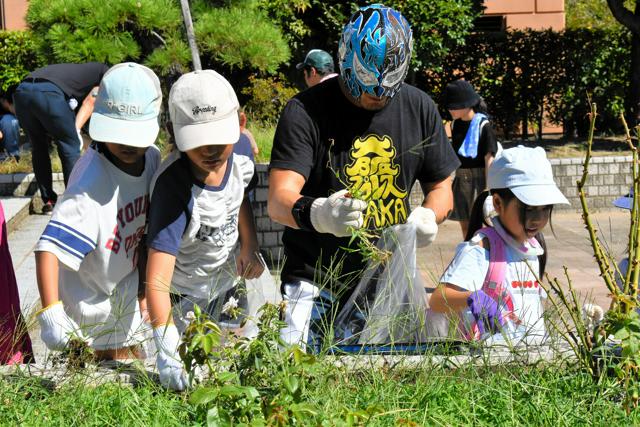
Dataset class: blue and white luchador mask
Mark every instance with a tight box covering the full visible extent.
[338,4,413,100]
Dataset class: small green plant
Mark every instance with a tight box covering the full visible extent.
[181,301,377,425]
[543,103,640,413]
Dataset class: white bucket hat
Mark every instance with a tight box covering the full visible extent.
[488,145,569,206]
[169,70,240,151]
[89,62,162,147]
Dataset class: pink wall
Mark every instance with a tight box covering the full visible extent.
[3,0,28,30]
[485,0,565,30]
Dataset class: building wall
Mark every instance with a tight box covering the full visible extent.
[2,0,28,30]
[484,0,565,30]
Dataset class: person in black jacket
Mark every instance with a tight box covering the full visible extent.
[13,62,109,213]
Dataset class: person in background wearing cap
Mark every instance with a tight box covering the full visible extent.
[33,63,162,360]
[297,49,338,88]
[268,4,460,349]
[429,146,569,344]
[145,70,264,391]
[13,62,109,214]
[443,79,499,238]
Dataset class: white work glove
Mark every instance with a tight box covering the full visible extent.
[310,189,368,237]
[153,324,188,391]
[36,301,84,351]
[407,207,438,248]
[483,195,497,222]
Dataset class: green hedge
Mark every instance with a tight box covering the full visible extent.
[421,29,630,138]
[0,31,42,91]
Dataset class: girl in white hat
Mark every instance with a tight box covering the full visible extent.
[428,146,569,344]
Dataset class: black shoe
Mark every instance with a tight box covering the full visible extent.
[42,201,55,215]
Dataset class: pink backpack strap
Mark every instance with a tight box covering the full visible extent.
[478,227,514,313]
[461,227,518,340]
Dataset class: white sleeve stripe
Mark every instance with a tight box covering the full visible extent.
[39,236,85,260]
[49,220,97,248]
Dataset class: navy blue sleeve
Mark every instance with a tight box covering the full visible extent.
[235,134,258,193]
[147,161,194,256]
[234,133,255,161]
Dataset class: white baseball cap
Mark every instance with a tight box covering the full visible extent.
[89,62,162,147]
[168,70,240,151]
[488,145,569,206]
[613,187,633,210]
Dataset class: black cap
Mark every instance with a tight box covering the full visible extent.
[443,79,480,110]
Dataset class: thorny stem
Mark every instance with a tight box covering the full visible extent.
[619,114,640,310]
[577,104,617,297]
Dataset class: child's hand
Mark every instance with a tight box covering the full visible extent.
[236,249,266,279]
[467,290,504,335]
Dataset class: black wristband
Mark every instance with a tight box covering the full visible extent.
[291,196,316,232]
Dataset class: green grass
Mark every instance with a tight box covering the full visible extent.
[0,151,62,175]
[0,374,194,426]
[312,363,638,425]
[1,363,637,426]
[249,124,275,164]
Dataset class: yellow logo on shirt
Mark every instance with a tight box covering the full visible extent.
[344,134,407,228]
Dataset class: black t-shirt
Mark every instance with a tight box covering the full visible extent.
[450,118,498,169]
[270,77,460,289]
[29,62,109,100]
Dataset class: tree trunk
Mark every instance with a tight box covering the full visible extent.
[630,34,640,126]
[608,0,640,125]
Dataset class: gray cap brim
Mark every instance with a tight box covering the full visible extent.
[511,184,570,206]
[89,113,159,147]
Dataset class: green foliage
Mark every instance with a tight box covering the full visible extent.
[241,74,297,126]
[385,0,480,73]
[25,0,290,78]
[194,3,290,74]
[181,301,366,425]
[26,0,183,67]
[258,0,479,75]
[544,108,640,414]
[3,363,640,424]
[0,31,42,91]
[422,29,630,138]
[566,0,630,29]
[247,124,275,164]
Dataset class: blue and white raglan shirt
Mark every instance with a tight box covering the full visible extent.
[147,135,256,300]
[35,144,160,349]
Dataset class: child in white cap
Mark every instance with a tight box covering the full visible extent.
[35,63,162,359]
[146,70,264,390]
[428,146,569,344]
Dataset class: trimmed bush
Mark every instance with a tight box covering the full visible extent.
[421,29,630,138]
[0,31,42,91]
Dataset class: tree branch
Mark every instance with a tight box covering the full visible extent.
[608,0,640,36]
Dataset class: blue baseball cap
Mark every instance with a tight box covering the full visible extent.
[89,62,162,147]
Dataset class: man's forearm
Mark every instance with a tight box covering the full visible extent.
[420,175,454,223]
